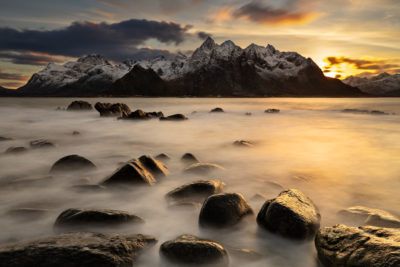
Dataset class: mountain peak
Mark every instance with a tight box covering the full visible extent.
[221,40,236,47]
[77,54,110,65]
[200,36,216,50]
[266,44,276,53]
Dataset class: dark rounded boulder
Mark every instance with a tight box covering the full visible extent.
[160,234,229,266]
[233,140,254,147]
[30,139,55,149]
[121,109,164,120]
[256,189,320,240]
[50,154,96,173]
[199,193,253,228]
[54,208,144,233]
[160,114,188,121]
[265,108,280,113]
[181,153,200,164]
[101,161,156,187]
[155,153,171,162]
[94,102,131,117]
[67,100,93,111]
[210,107,224,113]
[166,180,225,203]
[0,232,157,267]
[137,155,169,178]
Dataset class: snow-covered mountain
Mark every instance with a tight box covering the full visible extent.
[343,73,400,96]
[17,37,362,96]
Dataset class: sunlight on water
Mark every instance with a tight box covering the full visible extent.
[0,97,399,266]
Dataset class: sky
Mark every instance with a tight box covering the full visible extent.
[0,0,399,88]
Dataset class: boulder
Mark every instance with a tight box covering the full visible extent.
[30,139,55,149]
[184,163,225,175]
[256,189,320,240]
[50,155,96,173]
[160,114,188,121]
[94,102,131,117]
[67,100,93,111]
[72,131,80,135]
[155,153,171,162]
[0,136,12,141]
[121,109,164,120]
[199,193,253,228]
[0,232,157,267]
[315,224,400,267]
[160,234,228,266]
[210,107,224,113]
[54,208,144,233]
[233,140,254,147]
[338,206,400,228]
[181,153,200,164]
[137,155,169,178]
[166,180,225,203]
[245,112,252,116]
[4,146,27,154]
[265,109,280,113]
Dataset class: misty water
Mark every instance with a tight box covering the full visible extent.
[0,97,399,266]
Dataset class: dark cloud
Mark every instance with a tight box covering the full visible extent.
[231,0,321,25]
[197,31,212,40]
[0,52,67,66]
[0,70,29,81]
[324,56,400,72]
[0,18,192,61]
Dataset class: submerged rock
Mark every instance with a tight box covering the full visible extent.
[166,180,225,203]
[181,153,200,164]
[233,140,254,147]
[160,234,229,266]
[67,100,92,111]
[315,224,400,267]
[264,108,280,113]
[121,109,164,120]
[72,131,80,135]
[50,155,96,173]
[184,163,225,175]
[245,112,252,116]
[0,232,157,267]
[210,107,224,113]
[94,102,131,117]
[338,206,400,228]
[257,189,321,240]
[155,153,171,162]
[30,139,55,149]
[199,193,253,228]
[341,108,389,115]
[4,146,27,154]
[0,136,12,141]
[54,208,144,233]
[160,114,188,121]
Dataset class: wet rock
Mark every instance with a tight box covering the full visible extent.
[54,208,144,233]
[233,140,254,147]
[137,155,169,178]
[121,109,164,120]
[210,107,224,113]
[265,108,280,113]
[67,100,93,111]
[181,153,200,164]
[50,155,96,174]
[0,232,157,267]
[30,139,55,149]
[315,224,400,267]
[199,193,253,228]
[6,208,49,220]
[184,163,225,175]
[94,102,131,117]
[166,180,225,203]
[342,108,389,115]
[160,234,229,266]
[4,146,27,154]
[101,160,156,187]
[155,153,171,162]
[160,114,188,121]
[257,189,321,240]
[0,136,12,142]
[338,206,400,228]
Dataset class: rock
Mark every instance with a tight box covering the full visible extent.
[72,131,80,135]
[6,208,48,220]
[4,146,27,154]
[54,208,144,233]
[160,114,188,121]
[184,163,225,175]
[0,136,12,141]
[67,100,93,111]
[315,224,400,267]
[50,155,96,174]
[265,108,280,113]
[30,139,55,149]
[199,193,253,228]
[120,109,164,120]
[166,180,225,203]
[0,232,157,267]
[342,108,389,115]
[101,160,156,187]
[233,140,254,147]
[338,206,400,228]
[245,112,252,116]
[137,155,169,178]
[94,102,131,117]
[181,153,200,164]
[257,189,320,240]
[155,153,171,162]
[210,107,224,113]
[160,234,229,266]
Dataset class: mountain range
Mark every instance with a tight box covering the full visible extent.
[1,37,373,97]
[343,73,400,96]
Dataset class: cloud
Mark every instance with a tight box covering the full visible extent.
[0,18,192,61]
[0,52,67,66]
[197,31,212,40]
[0,70,29,81]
